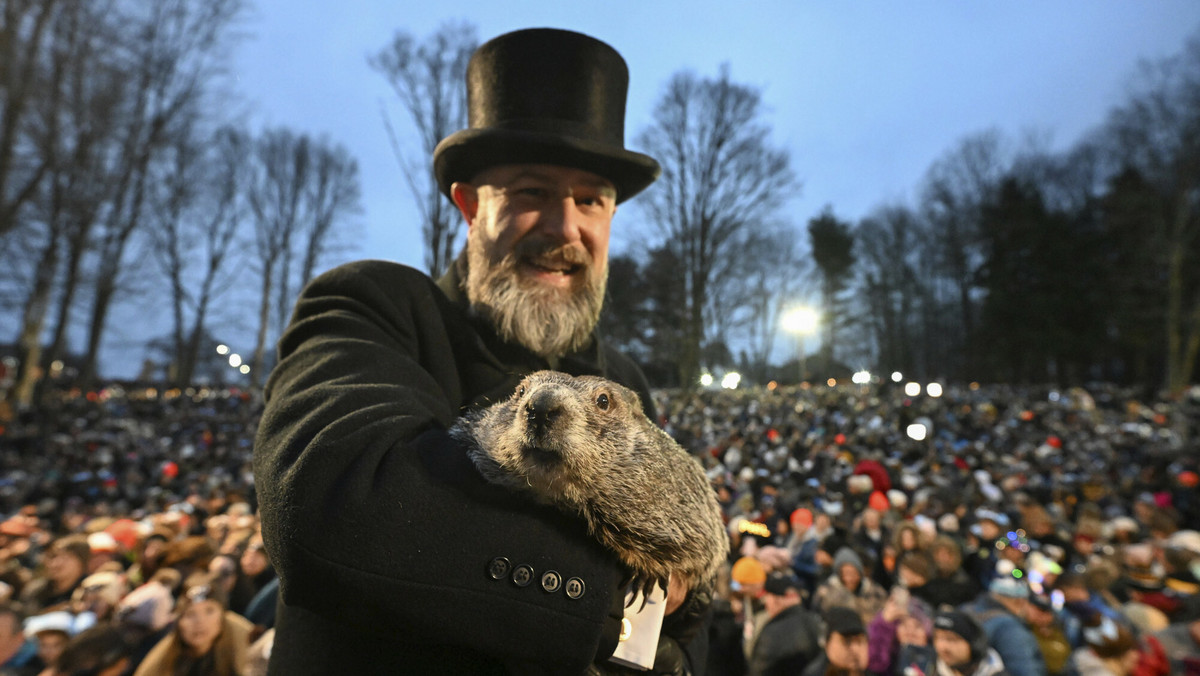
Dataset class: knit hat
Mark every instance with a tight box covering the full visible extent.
[934,611,987,661]
[824,605,865,638]
[763,572,802,597]
[832,547,864,575]
[116,581,175,632]
[993,564,1032,600]
[731,556,766,588]
[790,508,813,529]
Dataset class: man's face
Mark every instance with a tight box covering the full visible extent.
[934,629,972,672]
[839,563,862,590]
[454,164,616,359]
[0,614,23,661]
[825,631,869,672]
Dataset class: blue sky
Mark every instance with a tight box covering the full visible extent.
[231,1,1200,263]
[89,1,1200,378]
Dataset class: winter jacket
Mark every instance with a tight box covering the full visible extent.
[962,594,1047,676]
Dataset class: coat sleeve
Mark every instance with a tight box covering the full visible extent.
[253,261,624,673]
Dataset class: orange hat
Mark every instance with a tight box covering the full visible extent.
[868,490,890,512]
[790,508,813,529]
[731,556,766,587]
[1179,471,1199,488]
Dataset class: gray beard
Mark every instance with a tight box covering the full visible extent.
[465,231,607,360]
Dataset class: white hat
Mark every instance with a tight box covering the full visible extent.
[24,610,95,638]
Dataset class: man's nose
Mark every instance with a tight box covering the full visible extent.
[536,196,584,243]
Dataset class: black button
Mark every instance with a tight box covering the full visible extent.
[565,577,586,599]
[487,557,510,580]
[541,570,562,593]
[512,564,534,587]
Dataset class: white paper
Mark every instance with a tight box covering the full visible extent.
[608,580,667,671]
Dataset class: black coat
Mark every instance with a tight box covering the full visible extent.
[254,259,656,675]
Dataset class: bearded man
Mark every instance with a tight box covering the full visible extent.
[253,28,708,676]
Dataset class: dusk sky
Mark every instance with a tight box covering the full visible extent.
[93,2,1200,376]
[231,1,1200,262]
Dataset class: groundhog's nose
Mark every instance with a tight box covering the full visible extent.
[525,391,563,436]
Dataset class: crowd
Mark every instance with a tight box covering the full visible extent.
[0,379,1195,675]
[658,381,1200,676]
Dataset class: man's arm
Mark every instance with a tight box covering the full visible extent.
[254,261,623,672]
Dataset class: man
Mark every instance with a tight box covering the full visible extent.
[747,573,822,676]
[801,606,871,676]
[254,28,705,675]
[961,573,1047,676]
[0,605,38,676]
[933,610,1011,676]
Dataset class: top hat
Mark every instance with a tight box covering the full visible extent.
[433,28,660,203]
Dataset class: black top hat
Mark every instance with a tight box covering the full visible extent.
[433,28,660,203]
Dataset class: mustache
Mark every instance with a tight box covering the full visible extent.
[512,241,591,269]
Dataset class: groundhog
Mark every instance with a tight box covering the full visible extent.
[451,370,727,602]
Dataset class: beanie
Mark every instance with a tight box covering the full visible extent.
[731,556,766,588]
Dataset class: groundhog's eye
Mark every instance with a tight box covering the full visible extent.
[517,385,526,398]
[596,393,610,410]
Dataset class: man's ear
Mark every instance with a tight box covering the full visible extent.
[451,182,479,227]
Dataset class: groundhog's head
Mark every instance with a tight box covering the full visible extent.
[481,370,645,495]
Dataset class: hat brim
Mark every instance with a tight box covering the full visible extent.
[434,128,660,204]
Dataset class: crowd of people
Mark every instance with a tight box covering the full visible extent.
[657,380,1200,676]
[0,379,1196,675]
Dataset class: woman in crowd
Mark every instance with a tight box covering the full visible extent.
[133,572,253,676]
[867,586,935,675]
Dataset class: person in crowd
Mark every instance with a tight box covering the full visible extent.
[236,537,274,610]
[114,569,178,672]
[1025,595,1072,676]
[867,586,935,675]
[933,610,1011,676]
[1152,617,1200,674]
[133,572,253,676]
[19,537,88,614]
[43,624,132,676]
[0,604,39,676]
[961,571,1047,676]
[801,605,872,676]
[747,572,822,676]
[812,546,888,624]
[22,613,81,676]
[787,508,823,596]
[927,535,980,609]
[1068,614,1142,676]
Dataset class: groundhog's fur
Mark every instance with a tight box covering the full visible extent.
[451,370,727,601]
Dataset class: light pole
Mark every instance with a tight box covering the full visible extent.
[782,306,819,383]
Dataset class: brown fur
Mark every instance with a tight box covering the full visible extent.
[451,371,727,600]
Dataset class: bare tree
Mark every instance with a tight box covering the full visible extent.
[855,204,927,378]
[148,124,247,386]
[917,128,1011,379]
[298,139,361,289]
[370,21,476,277]
[75,0,245,387]
[0,0,59,239]
[636,65,798,388]
[6,0,124,407]
[247,128,308,387]
[737,227,809,383]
